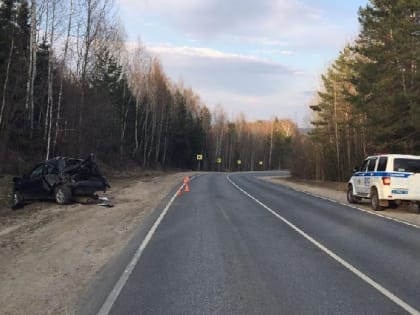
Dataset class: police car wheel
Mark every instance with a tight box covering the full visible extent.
[347,185,357,204]
[371,188,384,211]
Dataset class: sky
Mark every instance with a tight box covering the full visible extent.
[117,0,369,127]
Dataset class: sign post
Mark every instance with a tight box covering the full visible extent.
[216,157,222,172]
[196,154,203,171]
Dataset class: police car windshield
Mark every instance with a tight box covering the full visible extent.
[394,159,420,173]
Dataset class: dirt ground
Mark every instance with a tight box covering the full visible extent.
[262,176,420,227]
[1,173,420,315]
[0,172,191,315]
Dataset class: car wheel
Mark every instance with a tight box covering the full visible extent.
[347,185,358,204]
[55,185,72,205]
[11,190,24,210]
[370,188,384,211]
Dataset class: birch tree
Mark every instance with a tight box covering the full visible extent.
[53,0,73,153]
[77,0,111,154]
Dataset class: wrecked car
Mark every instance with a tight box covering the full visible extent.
[12,155,110,209]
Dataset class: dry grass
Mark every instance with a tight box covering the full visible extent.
[278,177,348,192]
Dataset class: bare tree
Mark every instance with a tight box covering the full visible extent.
[128,41,150,158]
[25,0,37,138]
[0,37,14,130]
[45,0,58,159]
[77,0,110,154]
[53,0,73,153]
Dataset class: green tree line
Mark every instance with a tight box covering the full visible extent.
[294,0,420,181]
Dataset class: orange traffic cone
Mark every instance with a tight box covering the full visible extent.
[184,183,190,192]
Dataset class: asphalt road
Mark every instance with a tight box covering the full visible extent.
[93,172,420,315]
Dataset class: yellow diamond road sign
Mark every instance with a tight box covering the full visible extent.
[197,154,203,160]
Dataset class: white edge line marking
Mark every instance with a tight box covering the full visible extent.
[226,175,420,315]
[278,181,420,230]
[97,182,185,315]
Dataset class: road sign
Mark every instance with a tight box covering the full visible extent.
[259,161,263,166]
[197,154,203,161]
[216,157,222,164]
[237,160,242,165]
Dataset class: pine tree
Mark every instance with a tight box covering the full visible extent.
[0,0,31,168]
[353,0,420,152]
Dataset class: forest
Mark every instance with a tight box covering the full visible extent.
[0,0,296,174]
[0,0,419,181]
[302,0,420,181]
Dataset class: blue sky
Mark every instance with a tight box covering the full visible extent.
[117,0,369,126]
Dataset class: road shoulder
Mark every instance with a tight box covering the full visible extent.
[261,176,420,228]
[0,172,191,315]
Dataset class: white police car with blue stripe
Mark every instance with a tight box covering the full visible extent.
[347,154,420,211]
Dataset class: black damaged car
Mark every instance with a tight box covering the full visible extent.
[12,155,110,209]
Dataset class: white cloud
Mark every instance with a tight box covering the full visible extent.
[119,0,358,52]
[279,50,295,56]
[253,49,296,56]
[225,36,290,47]
[144,44,298,95]
[117,0,365,125]
[147,45,291,64]
[121,0,327,41]
[197,88,312,125]
[132,43,312,125]
[149,45,244,60]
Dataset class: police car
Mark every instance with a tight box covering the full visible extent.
[347,154,420,211]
